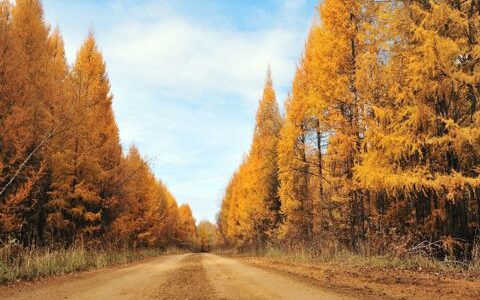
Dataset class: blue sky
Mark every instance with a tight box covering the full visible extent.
[42,0,318,223]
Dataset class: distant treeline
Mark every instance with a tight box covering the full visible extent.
[218,0,480,259]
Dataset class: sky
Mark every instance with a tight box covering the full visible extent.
[42,0,318,223]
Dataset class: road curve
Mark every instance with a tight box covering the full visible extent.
[0,253,351,300]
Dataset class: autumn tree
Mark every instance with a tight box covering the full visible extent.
[0,0,62,246]
[0,0,19,243]
[357,0,480,256]
[290,0,384,251]
[196,220,218,252]
[0,1,21,117]
[218,167,242,245]
[47,33,122,246]
[0,0,185,251]
[177,203,197,246]
[220,0,480,259]
[218,69,282,249]
[156,185,181,246]
[277,33,320,243]
[110,146,153,247]
[246,69,283,247]
[224,0,386,252]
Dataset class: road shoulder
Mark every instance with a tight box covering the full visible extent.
[0,254,188,300]
[240,256,480,300]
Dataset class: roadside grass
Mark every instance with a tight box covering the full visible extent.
[0,246,164,284]
[257,246,480,278]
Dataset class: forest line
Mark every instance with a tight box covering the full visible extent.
[0,0,216,251]
[2,0,480,263]
[217,0,480,260]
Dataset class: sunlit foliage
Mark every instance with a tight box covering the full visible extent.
[219,0,480,259]
[0,0,191,250]
[218,70,283,249]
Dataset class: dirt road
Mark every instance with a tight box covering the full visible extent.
[0,253,351,300]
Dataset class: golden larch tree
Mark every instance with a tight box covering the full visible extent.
[48,33,122,246]
[177,203,197,246]
[357,0,480,255]
[0,0,59,246]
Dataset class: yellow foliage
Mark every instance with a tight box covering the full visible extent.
[218,69,282,248]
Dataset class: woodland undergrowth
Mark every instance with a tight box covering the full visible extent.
[253,241,480,279]
[0,242,167,284]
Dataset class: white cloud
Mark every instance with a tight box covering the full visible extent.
[43,0,316,222]
[104,17,302,106]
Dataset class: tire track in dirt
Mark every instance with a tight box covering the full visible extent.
[151,254,216,300]
[0,253,354,300]
[203,253,351,300]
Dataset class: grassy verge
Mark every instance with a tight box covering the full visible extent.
[0,246,165,284]
[247,246,480,278]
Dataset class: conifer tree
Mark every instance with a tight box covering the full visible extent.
[218,70,283,248]
[48,33,121,246]
[0,0,17,198]
[277,68,314,242]
[110,146,186,249]
[219,0,480,258]
[111,146,156,247]
[196,220,217,252]
[218,168,242,245]
[178,203,197,245]
[47,28,69,123]
[307,0,380,250]
[246,69,283,247]
[357,0,480,254]
[278,26,331,244]
[0,0,22,116]
[0,0,184,250]
[0,0,57,246]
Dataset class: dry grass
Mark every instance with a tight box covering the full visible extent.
[0,246,163,284]
[260,245,480,278]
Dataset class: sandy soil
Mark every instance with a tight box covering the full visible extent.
[243,256,480,300]
[3,253,478,299]
[0,254,188,300]
[0,253,351,300]
[203,253,348,300]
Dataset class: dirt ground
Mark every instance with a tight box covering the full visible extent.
[0,253,478,299]
[242,256,480,300]
[0,253,349,300]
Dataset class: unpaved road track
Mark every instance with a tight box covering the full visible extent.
[0,253,350,300]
